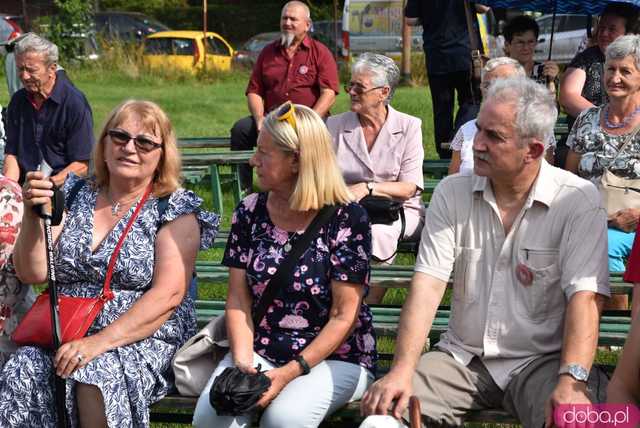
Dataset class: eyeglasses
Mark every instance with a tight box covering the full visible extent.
[275,102,297,133]
[511,40,537,48]
[344,84,385,95]
[107,129,163,153]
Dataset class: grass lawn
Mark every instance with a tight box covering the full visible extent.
[0,64,438,160]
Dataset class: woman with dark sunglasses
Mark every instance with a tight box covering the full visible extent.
[193,102,376,428]
[328,52,425,304]
[0,100,219,427]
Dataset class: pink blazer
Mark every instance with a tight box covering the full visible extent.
[327,106,425,217]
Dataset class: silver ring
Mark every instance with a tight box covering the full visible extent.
[76,353,84,363]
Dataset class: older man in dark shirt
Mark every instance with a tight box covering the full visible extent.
[3,33,94,186]
[231,0,339,193]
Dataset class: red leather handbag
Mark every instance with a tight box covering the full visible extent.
[11,184,152,349]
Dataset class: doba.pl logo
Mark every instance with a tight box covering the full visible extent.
[554,404,640,427]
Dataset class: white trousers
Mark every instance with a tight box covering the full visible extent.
[193,351,373,428]
[359,415,409,428]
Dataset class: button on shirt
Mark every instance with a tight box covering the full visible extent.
[246,36,339,112]
[5,74,94,184]
[415,161,610,389]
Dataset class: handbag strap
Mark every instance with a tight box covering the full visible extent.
[251,204,338,326]
[372,207,405,263]
[605,121,640,171]
[101,184,153,300]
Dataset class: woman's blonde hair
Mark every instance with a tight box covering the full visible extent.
[93,100,181,197]
[262,103,353,211]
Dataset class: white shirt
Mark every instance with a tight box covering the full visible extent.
[450,119,477,176]
[415,160,610,388]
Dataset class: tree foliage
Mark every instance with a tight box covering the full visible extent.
[99,0,189,15]
[45,0,94,60]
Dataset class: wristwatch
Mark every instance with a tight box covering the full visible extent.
[367,182,375,195]
[558,363,589,382]
[294,355,311,375]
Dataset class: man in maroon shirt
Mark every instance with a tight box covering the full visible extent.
[231,0,339,193]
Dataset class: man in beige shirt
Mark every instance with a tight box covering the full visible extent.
[359,77,610,428]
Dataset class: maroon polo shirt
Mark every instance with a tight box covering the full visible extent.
[246,35,339,112]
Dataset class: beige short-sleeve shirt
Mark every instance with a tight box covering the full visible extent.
[415,160,610,389]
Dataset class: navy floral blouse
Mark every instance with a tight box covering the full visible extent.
[223,192,377,372]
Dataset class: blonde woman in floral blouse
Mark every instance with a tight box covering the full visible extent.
[566,35,640,272]
[194,103,376,428]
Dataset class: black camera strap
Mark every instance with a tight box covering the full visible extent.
[251,204,338,327]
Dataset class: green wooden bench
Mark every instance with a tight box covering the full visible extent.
[180,150,254,215]
[150,294,629,425]
[178,137,231,150]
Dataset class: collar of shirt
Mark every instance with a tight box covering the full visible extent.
[279,34,312,53]
[26,76,63,111]
[471,160,558,209]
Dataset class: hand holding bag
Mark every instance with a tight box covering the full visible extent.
[11,184,152,348]
[598,125,640,216]
[209,364,271,416]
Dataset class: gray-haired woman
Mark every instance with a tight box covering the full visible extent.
[566,34,640,273]
[327,53,425,304]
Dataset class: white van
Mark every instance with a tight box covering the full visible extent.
[341,0,422,57]
[534,14,589,64]
[341,0,500,59]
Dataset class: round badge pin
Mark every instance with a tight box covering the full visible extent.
[516,263,533,286]
[298,65,308,75]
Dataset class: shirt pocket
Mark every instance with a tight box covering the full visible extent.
[47,128,67,154]
[515,247,564,322]
[452,247,482,304]
[294,62,317,87]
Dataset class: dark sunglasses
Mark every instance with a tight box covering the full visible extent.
[344,84,384,95]
[275,101,297,133]
[107,129,162,153]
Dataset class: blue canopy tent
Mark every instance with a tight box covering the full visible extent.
[475,0,640,59]
[475,0,640,14]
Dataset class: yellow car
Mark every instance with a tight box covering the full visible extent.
[144,30,235,73]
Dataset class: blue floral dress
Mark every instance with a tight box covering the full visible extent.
[0,175,219,427]
[224,192,377,372]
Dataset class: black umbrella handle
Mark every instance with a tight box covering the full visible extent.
[43,216,69,428]
[548,3,557,62]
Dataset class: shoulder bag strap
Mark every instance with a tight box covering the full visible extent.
[604,122,640,174]
[101,184,153,300]
[251,204,339,326]
[372,207,405,263]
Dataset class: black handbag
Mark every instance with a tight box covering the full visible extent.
[359,195,403,225]
[359,195,406,263]
[208,204,338,416]
[209,364,271,416]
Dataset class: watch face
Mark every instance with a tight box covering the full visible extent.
[569,364,589,381]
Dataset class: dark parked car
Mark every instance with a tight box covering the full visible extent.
[94,11,170,42]
[233,31,279,68]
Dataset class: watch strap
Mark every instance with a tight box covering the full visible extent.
[558,363,589,382]
[295,355,311,375]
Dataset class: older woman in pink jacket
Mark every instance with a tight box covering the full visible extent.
[327,53,425,304]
